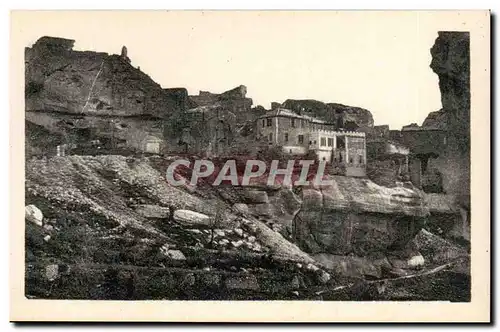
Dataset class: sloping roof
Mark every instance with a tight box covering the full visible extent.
[257,108,327,124]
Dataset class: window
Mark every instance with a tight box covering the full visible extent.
[291,119,296,128]
[349,157,353,164]
[359,155,364,164]
[298,135,304,144]
[266,118,272,127]
[327,138,333,147]
[268,133,273,142]
[313,140,317,145]
[262,119,265,127]
[284,133,289,142]
[320,137,326,146]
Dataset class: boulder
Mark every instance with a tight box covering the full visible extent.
[165,249,186,261]
[233,203,249,214]
[294,176,428,256]
[413,229,468,265]
[25,205,43,226]
[45,264,59,281]
[173,210,211,227]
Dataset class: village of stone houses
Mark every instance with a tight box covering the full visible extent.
[24,32,471,301]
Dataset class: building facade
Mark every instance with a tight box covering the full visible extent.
[257,109,367,177]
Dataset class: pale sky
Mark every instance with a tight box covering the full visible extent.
[12,11,465,129]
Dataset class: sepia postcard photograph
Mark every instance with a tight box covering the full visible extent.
[9,9,490,322]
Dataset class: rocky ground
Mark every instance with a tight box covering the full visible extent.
[25,155,470,301]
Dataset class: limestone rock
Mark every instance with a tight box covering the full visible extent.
[293,175,428,256]
[234,228,244,237]
[413,229,468,265]
[233,203,249,214]
[165,249,187,261]
[173,210,211,227]
[45,264,59,281]
[25,205,43,226]
[407,254,425,268]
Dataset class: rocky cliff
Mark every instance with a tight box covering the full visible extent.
[25,36,194,156]
[281,99,374,132]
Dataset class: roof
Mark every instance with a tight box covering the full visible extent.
[257,108,328,124]
[401,126,446,132]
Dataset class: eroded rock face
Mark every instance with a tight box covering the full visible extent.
[25,36,194,156]
[281,99,374,132]
[26,36,189,118]
[428,32,470,208]
[293,176,428,257]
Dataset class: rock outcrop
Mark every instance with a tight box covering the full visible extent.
[293,176,428,257]
[25,36,194,156]
[281,99,374,132]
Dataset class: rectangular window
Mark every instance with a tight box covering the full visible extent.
[327,138,333,147]
[262,119,265,127]
[298,135,304,144]
[284,133,289,142]
[268,133,273,142]
[359,155,364,164]
[320,137,326,147]
[266,118,272,127]
[291,119,296,128]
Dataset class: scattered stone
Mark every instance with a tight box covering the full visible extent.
[292,291,300,297]
[219,239,230,246]
[43,235,51,242]
[188,229,202,234]
[43,224,54,232]
[233,203,249,214]
[25,205,43,227]
[45,264,59,281]
[234,228,244,237]
[203,267,211,271]
[252,243,262,252]
[225,275,259,291]
[296,263,303,269]
[247,236,256,243]
[306,263,320,272]
[194,242,204,249]
[231,240,244,248]
[317,270,331,284]
[166,249,186,261]
[214,229,225,237]
[407,254,425,269]
[230,266,238,272]
[174,209,211,226]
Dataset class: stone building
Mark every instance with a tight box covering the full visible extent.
[257,108,367,177]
